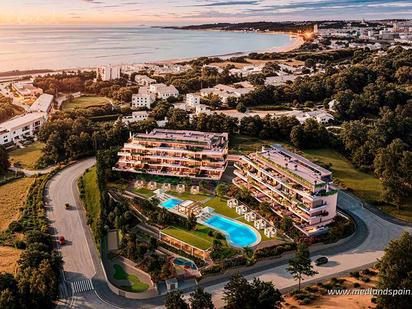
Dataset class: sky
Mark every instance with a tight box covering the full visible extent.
[0,0,411,25]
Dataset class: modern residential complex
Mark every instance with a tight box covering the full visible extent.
[134,74,156,86]
[131,93,156,109]
[12,81,43,99]
[138,83,179,101]
[233,144,338,236]
[29,93,54,113]
[114,129,229,180]
[122,111,149,124]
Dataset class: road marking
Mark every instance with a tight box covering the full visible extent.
[70,279,94,294]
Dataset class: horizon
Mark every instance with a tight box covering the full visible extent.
[1,0,412,25]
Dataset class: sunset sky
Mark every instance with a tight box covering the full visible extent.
[1,0,412,25]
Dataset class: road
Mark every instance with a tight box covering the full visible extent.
[46,160,411,309]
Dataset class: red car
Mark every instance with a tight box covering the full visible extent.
[59,236,65,245]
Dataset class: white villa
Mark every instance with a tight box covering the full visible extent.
[227,199,238,208]
[122,111,149,124]
[295,111,334,124]
[254,219,267,230]
[244,211,257,222]
[236,205,248,215]
[186,94,201,107]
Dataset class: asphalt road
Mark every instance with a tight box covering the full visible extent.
[47,160,411,309]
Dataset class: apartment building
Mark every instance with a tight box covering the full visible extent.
[96,65,121,81]
[122,111,149,124]
[12,81,43,99]
[131,93,156,109]
[233,144,337,236]
[0,112,47,145]
[29,94,54,113]
[114,129,229,180]
[135,75,156,86]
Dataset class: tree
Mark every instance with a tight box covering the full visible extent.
[236,102,247,113]
[189,287,214,309]
[374,139,412,208]
[223,273,281,309]
[0,145,10,174]
[165,290,189,309]
[215,183,228,197]
[287,243,318,290]
[377,232,412,309]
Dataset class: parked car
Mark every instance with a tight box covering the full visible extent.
[315,256,328,266]
[58,236,65,245]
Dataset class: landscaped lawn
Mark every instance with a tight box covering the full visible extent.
[0,177,34,231]
[80,166,101,228]
[132,188,155,199]
[167,191,210,202]
[162,225,214,250]
[229,135,283,155]
[9,142,45,169]
[62,96,111,111]
[113,264,149,293]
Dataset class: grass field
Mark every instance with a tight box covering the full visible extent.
[132,188,155,199]
[113,264,149,293]
[9,142,45,169]
[167,191,210,202]
[80,167,101,228]
[0,177,34,231]
[0,246,21,274]
[229,135,283,155]
[62,96,111,111]
[162,224,215,250]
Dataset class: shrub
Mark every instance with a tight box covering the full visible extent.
[350,271,360,278]
[353,282,361,288]
[301,297,312,305]
[15,240,26,249]
[361,276,370,283]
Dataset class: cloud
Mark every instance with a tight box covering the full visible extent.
[196,0,260,6]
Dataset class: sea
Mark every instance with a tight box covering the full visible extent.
[0,26,293,72]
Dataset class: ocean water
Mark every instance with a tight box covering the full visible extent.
[0,26,293,72]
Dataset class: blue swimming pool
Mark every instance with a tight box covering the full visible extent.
[173,257,197,270]
[204,215,260,247]
[160,198,182,209]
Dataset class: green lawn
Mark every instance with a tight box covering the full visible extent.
[167,191,210,202]
[113,264,149,293]
[80,166,101,230]
[62,96,111,111]
[301,148,384,204]
[9,142,45,169]
[229,135,283,155]
[162,225,215,250]
[132,188,155,199]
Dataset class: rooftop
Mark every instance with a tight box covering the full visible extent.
[30,94,54,113]
[254,144,332,186]
[134,129,228,148]
[0,112,47,131]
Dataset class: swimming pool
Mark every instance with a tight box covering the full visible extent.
[173,257,197,270]
[160,198,182,209]
[204,215,260,247]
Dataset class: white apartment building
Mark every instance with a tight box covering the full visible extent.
[131,93,156,109]
[186,94,201,107]
[233,144,338,236]
[135,75,156,86]
[122,111,149,125]
[0,112,47,145]
[97,65,121,81]
[29,94,54,114]
[200,84,254,104]
[149,83,179,100]
[265,75,298,86]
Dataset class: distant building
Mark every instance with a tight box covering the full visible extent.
[149,83,179,100]
[186,94,201,107]
[29,94,54,114]
[114,129,229,180]
[0,112,47,145]
[135,75,156,86]
[131,93,155,109]
[122,111,149,124]
[200,83,254,105]
[265,75,297,86]
[296,111,334,124]
[314,24,319,34]
[12,81,43,99]
[97,65,121,81]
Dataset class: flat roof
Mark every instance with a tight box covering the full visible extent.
[0,112,47,131]
[255,144,332,185]
[134,129,228,148]
[30,94,53,113]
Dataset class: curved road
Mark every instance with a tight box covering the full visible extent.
[46,159,411,309]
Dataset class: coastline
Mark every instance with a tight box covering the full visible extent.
[0,30,304,78]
